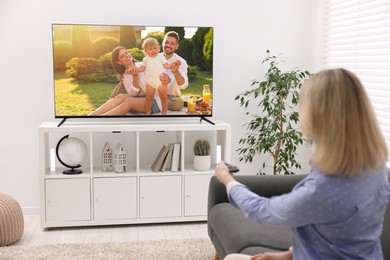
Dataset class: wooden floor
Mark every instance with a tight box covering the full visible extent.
[10,215,209,247]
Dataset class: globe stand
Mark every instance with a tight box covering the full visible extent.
[56,135,86,175]
[63,168,83,175]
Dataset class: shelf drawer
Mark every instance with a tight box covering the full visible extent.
[94,177,137,220]
[140,176,182,218]
[45,178,91,222]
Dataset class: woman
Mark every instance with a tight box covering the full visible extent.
[217,68,390,260]
[88,46,165,116]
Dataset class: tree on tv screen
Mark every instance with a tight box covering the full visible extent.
[72,25,92,58]
[119,26,137,49]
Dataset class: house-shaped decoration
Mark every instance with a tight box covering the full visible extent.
[102,142,113,172]
[114,143,127,173]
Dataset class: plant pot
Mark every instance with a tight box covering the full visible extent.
[193,155,211,171]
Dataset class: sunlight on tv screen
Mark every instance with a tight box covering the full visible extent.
[52,24,213,118]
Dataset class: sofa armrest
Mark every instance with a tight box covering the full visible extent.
[207,175,229,219]
[207,174,307,256]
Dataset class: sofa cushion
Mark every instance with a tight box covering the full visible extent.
[209,203,291,257]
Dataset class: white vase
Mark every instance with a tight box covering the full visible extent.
[193,155,211,171]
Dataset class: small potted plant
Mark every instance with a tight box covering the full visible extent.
[193,139,211,171]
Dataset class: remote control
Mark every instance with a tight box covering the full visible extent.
[224,162,240,173]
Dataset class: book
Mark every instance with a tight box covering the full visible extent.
[151,145,169,172]
[170,142,181,172]
[161,143,174,172]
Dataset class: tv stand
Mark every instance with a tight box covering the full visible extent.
[200,116,215,125]
[39,120,231,228]
[57,118,67,127]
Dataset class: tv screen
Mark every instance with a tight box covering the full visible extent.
[52,24,213,119]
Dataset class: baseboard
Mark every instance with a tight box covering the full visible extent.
[22,206,40,215]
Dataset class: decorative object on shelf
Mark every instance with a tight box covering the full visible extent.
[151,145,170,172]
[193,139,211,171]
[171,142,181,172]
[114,143,127,173]
[0,193,24,246]
[55,135,87,174]
[161,143,174,172]
[102,142,113,172]
[235,50,311,175]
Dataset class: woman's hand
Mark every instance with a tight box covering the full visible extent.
[132,67,139,76]
[215,161,235,186]
[126,66,139,76]
[125,65,133,74]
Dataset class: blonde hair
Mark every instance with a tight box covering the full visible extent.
[142,38,159,51]
[299,68,388,176]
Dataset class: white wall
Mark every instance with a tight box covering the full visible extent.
[0,0,318,213]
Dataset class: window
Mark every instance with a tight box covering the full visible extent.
[323,0,390,163]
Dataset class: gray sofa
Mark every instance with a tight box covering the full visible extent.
[208,174,390,260]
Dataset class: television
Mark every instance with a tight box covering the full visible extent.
[52,24,214,125]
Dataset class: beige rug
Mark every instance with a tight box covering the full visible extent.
[0,238,215,259]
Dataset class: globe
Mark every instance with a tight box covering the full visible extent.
[56,135,87,174]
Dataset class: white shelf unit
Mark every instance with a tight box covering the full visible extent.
[39,120,231,228]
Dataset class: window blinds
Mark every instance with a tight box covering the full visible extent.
[324,0,390,163]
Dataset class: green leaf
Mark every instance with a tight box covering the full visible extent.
[235,50,310,175]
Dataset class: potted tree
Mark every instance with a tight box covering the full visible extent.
[235,50,311,175]
[193,139,211,171]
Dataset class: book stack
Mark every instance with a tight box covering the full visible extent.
[151,142,181,172]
